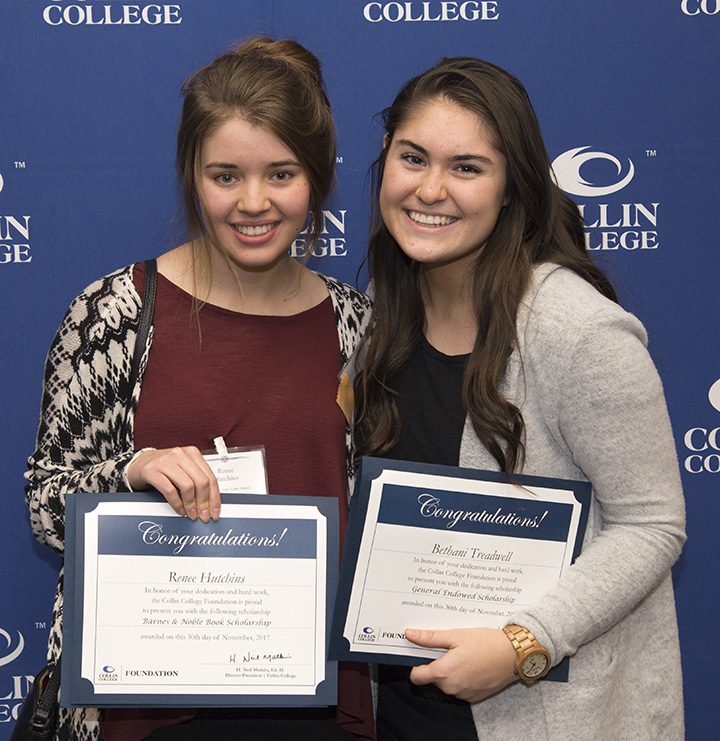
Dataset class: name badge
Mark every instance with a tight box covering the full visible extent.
[203,446,268,495]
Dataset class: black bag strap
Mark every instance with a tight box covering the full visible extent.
[130,258,157,389]
[123,258,157,441]
[27,658,61,741]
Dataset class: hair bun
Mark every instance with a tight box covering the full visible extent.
[232,36,325,90]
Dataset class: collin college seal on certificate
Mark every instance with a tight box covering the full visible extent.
[330,458,590,680]
[62,493,338,707]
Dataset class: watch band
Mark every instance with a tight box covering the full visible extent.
[503,624,540,653]
[502,624,551,682]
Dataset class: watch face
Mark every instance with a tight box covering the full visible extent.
[522,652,549,679]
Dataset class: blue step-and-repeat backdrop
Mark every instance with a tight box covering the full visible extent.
[1,1,717,737]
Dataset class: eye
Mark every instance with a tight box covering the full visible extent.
[214,172,236,185]
[455,164,481,175]
[400,153,425,167]
[271,171,293,182]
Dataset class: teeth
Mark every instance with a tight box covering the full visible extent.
[235,223,274,236]
[408,211,457,226]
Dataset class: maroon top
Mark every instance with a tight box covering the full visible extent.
[133,263,347,510]
[101,263,364,740]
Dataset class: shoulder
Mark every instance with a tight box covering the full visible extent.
[525,263,628,321]
[66,263,141,320]
[520,263,648,352]
[513,264,656,401]
[316,272,373,325]
[50,264,142,360]
[315,273,372,364]
[317,272,372,308]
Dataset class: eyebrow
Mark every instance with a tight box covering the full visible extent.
[203,159,302,170]
[395,138,496,166]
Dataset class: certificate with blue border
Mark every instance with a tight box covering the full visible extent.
[62,493,338,707]
[330,458,590,681]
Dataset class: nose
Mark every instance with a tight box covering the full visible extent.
[236,179,271,215]
[415,169,447,204]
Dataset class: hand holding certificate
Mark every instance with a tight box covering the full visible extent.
[330,458,590,679]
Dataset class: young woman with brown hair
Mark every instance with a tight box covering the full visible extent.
[26,37,373,741]
[355,57,685,740]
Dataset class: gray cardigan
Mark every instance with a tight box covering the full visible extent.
[462,264,685,739]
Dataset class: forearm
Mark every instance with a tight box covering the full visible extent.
[25,450,137,551]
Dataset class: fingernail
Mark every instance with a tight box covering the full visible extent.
[200,509,210,523]
[211,508,221,522]
[188,508,197,521]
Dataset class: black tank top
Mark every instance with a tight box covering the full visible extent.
[377,336,478,741]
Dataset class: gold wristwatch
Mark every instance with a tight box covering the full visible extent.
[502,624,551,682]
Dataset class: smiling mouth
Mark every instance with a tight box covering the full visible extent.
[407,210,458,227]
[233,223,276,236]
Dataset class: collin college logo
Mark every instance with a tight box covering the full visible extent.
[98,664,119,681]
[681,0,720,14]
[1,628,29,721]
[363,1,501,22]
[683,380,720,474]
[552,146,659,252]
[43,1,183,26]
[553,147,635,198]
[0,628,25,668]
[356,626,377,642]
[290,210,348,259]
[1,173,33,264]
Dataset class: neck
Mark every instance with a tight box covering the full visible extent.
[208,248,303,313]
[157,241,327,316]
[420,263,477,355]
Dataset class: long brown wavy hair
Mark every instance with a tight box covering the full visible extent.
[355,57,617,475]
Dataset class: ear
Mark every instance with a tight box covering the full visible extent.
[383,133,390,149]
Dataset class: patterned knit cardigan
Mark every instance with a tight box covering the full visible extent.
[24,263,372,740]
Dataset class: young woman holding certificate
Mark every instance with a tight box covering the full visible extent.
[354,57,686,740]
[25,37,373,741]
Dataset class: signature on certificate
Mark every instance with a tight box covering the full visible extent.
[229,652,293,664]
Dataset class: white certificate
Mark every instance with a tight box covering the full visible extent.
[330,458,589,670]
[62,493,338,707]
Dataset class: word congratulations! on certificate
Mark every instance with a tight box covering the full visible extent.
[138,520,289,555]
[417,493,549,530]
